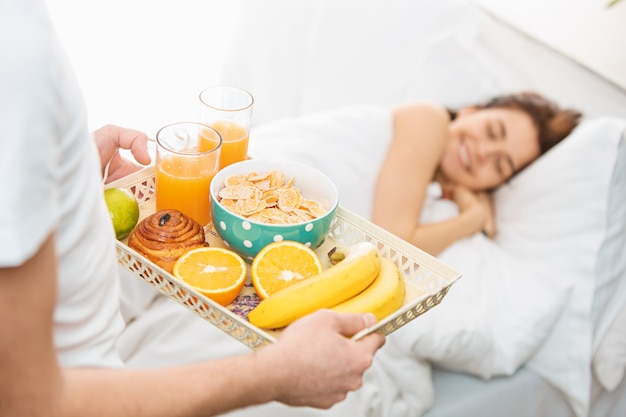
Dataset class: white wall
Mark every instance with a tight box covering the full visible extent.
[471,0,626,91]
[47,0,241,135]
[48,0,626,136]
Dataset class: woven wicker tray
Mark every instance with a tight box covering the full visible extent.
[107,166,461,350]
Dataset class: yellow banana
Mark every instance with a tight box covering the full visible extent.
[248,242,381,329]
[331,257,406,321]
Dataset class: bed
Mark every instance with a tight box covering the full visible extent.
[210,1,626,416]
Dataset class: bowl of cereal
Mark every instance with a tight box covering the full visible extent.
[209,159,339,261]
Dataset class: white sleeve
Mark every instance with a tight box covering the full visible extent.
[0,3,59,266]
[0,2,126,369]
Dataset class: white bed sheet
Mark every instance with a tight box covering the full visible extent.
[425,365,626,417]
[117,271,626,417]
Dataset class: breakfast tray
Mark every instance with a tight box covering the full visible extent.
[107,166,462,350]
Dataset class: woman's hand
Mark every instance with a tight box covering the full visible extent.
[93,124,152,184]
[446,185,496,238]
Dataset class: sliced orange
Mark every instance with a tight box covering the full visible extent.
[251,241,323,299]
[172,247,247,306]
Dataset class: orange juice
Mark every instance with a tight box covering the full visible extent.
[155,125,221,227]
[209,120,249,169]
[156,155,216,226]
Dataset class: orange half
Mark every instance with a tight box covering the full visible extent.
[173,247,247,306]
[251,241,323,299]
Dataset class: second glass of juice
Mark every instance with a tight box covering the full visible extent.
[155,122,222,226]
[199,85,254,169]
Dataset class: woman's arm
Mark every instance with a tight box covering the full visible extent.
[372,103,487,256]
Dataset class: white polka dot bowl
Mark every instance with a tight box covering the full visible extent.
[210,159,339,261]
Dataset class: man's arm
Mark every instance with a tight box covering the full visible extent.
[0,234,385,417]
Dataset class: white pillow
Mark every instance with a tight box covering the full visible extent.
[392,223,574,379]
[385,180,574,379]
[495,117,626,417]
[593,304,626,392]
[592,128,626,392]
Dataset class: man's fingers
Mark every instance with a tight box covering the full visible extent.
[125,132,151,165]
[334,312,377,337]
[357,330,386,353]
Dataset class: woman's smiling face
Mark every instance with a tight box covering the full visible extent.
[438,106,540,191]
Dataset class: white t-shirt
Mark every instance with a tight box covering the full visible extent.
[0,0,124,368]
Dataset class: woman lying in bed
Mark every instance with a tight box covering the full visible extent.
[373,92,581,256]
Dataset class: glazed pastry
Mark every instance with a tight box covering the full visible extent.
[128,209,208,273]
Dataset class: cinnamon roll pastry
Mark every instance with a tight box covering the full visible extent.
[128,209,209,273]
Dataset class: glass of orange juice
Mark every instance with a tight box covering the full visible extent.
[155,122,222,226]
[199,85,254,169]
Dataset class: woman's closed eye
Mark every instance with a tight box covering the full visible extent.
[494,154,515,179]
[486,119,506,141]
[487,123,496,140]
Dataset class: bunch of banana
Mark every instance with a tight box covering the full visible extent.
[247,241,382,329]
[331,257,406,321]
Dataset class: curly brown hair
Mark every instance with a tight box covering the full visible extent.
[480,91,583,155]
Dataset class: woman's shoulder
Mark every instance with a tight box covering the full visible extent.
[392,101,451,120]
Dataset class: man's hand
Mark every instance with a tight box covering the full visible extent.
[93,124,151,183]
[257,309,385,409]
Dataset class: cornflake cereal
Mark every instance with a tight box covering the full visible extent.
[217,170,328,224]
